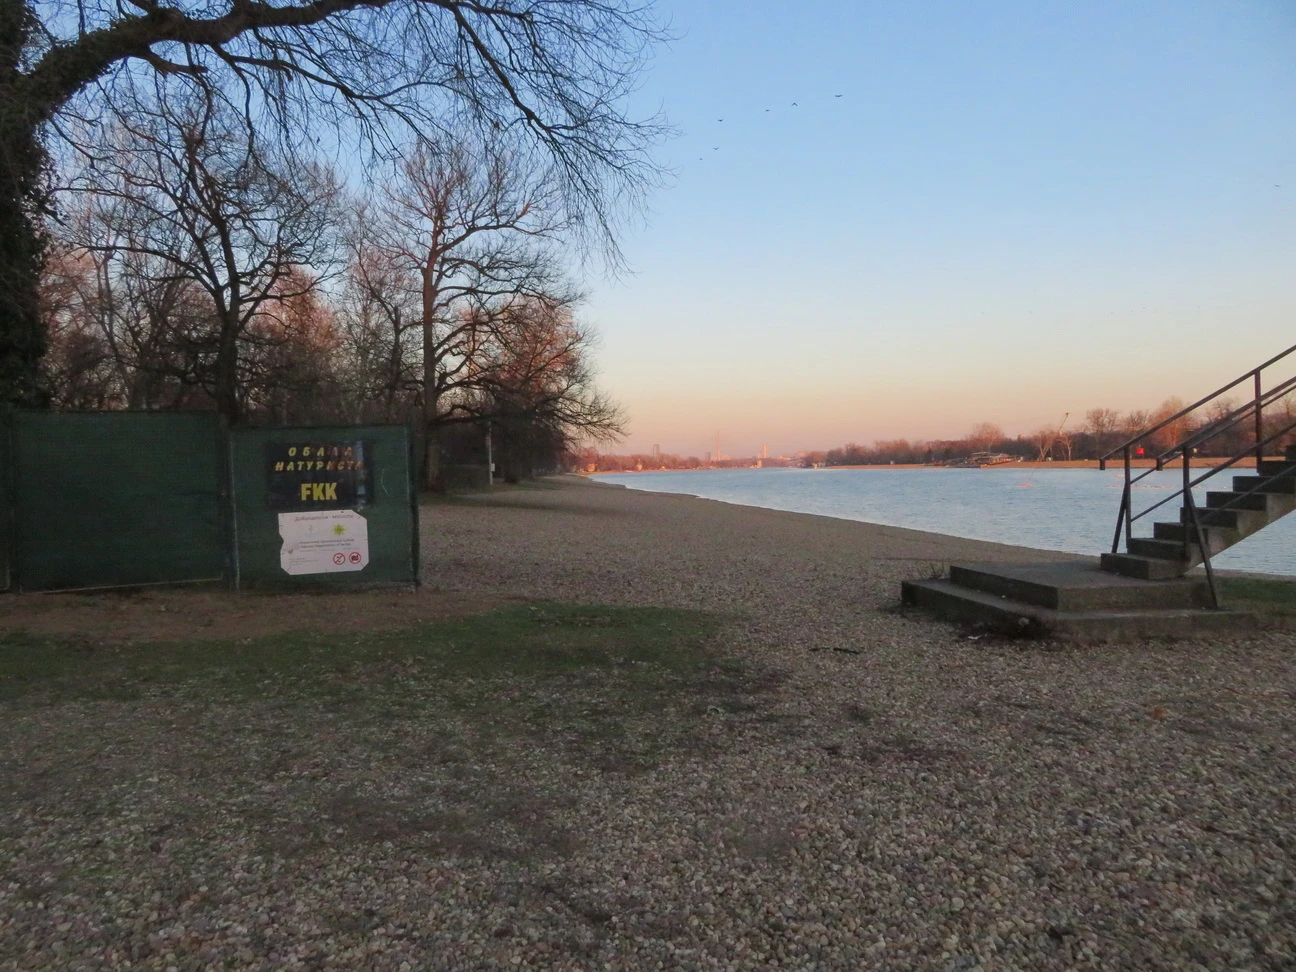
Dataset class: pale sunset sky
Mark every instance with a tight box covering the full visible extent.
[580,0,1296,457]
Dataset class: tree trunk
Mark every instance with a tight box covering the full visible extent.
[0,0,50,407]
[421,380,441,491]
[214,312,241,422]
[420,263,441,491]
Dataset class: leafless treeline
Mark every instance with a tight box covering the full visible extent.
[39,93,624,488]
[814,396,1296,467]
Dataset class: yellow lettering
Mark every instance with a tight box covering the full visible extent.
[300,483,312,501]
[326,461,335,471]
[275,461,284,472]
[303,446,313,457]
[289,447,297,457]
[325,482,338,500]
[310,484,324,501]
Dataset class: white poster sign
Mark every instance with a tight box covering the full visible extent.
[278,510,370,575]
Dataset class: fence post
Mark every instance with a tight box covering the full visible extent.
[409,425,421,588]
[0,407,13,592]
[223,420,241,591]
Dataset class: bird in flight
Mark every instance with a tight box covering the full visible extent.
[717,118,724,122]
[791,101,798,107]
[835,94,843,98]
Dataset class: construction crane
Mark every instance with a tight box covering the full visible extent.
[1037,412,1069,461]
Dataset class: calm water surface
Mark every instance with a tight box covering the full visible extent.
[599,467,1296,576]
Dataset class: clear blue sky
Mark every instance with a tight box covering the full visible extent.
[580,0,1296,457]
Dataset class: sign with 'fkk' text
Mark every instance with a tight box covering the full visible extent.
[265,441,374,511]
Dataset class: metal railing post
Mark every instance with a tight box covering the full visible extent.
[1123,446,1133,549]
[1112,486,1128,554]
[1183,447,1221,608]
[1255,369,1264,463]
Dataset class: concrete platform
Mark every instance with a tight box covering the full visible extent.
[902,559,1254,642]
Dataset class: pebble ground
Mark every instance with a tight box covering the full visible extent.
[2,476,1293,970]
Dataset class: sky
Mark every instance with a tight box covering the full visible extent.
[577,0,1296,457]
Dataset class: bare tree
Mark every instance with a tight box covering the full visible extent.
[1032,427,1058,462]
[1122,409,1152,443]
[1055,428,1075,461]
[375,134,577,487]
[480,295,623,479]
[1149,396,1192,453]
[2,0,668,405]
[335,210,423,422]
[1084,407,1121,456]
[241,266,346,422]
[63,93,342,421]
[967,422,1003,453]
[36,245,119,408]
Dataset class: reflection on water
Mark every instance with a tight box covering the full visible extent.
[600,467,1296,576]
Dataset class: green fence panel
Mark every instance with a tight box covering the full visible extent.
[230,425,417,588]
[12,411,227,591]
[1,409,12,592]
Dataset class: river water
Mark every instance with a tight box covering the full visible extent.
[598,467,1296,576]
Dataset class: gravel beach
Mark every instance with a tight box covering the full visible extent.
[3,475,1294,970]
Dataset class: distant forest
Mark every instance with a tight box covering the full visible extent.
[586,394,1296,471]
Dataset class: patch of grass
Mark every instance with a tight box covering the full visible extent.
[1219,576,1296,605]
[0,603,725,703]
[1218,576,1296,623]
[419,478,566,504]
[0,602,784,782]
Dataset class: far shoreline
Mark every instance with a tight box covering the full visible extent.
[589,457,1257,473]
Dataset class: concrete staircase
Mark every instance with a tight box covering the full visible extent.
[903,349,1296,640]
[902,448,1296,640]
[901,560,1253,642]
[1099,444,1296,580]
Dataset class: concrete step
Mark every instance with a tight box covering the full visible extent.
[1153,521,1240,549]
[1206,490,1280,512]
[1128,537,1210,564]
[1100,551,1189,580]
[1233,474,1296,494]
[901,578,1252,642]
[1256,460,1296,478]
[1179,506,1271,536]
[948,561,1209,611]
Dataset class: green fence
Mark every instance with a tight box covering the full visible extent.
[0,412,417,592]
[9,412,227,592]
[1,409,12,591]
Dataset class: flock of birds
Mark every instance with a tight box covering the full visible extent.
[695,93,845,160]
[687,97,1287,191]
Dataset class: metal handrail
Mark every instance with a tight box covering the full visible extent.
[1098,340,1296,464]
[1101,344,1296,611]
[1107,408,1296,610]
[1128,414,1296,529]
[1153,375,1296,461]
